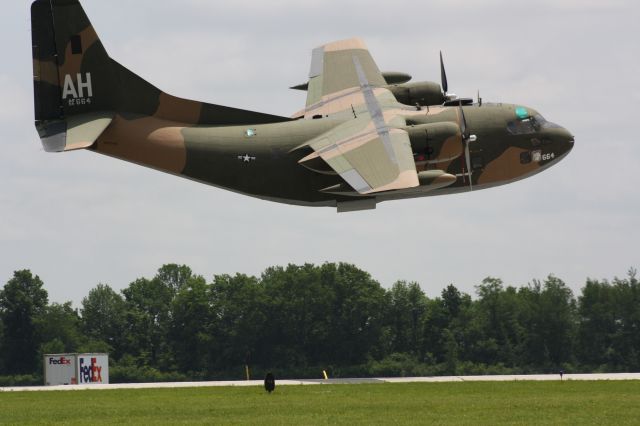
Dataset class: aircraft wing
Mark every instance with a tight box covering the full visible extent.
[304,38,388,111]
[300,41,419,194]
[301,125,419,194]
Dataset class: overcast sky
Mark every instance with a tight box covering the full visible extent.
[1,0,638,306]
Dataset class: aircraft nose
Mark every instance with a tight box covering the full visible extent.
[559,127,574,149]
[547,123,572,139]
[544,124,574,154]
[561,126,574,144]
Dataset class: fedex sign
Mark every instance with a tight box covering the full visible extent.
[44,353,109,386]
[78,356,107,384]
[49,356,72,365]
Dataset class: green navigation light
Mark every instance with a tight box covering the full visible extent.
[515,107,529,119]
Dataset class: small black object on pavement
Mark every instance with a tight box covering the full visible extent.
[264,372,275,393]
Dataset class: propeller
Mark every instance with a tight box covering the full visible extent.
[440,51,466,105]
[440,50,477,190]
[440,51,448,97]
[459,100,477,191]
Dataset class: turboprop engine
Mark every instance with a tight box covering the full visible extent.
[386,81,445,107]
[404,122,462,164]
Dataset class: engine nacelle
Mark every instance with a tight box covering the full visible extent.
[405,122,462,164]
[387,81,445,106]
[382,71,412,85]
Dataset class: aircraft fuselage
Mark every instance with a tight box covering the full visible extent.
[90,102,573,207]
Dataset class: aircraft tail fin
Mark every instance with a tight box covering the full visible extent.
[31,0,128,151]
[31,0,291,152]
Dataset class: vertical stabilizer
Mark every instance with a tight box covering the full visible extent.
[31,0,130,151]
[30,0,293,152]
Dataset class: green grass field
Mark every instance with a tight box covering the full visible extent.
[1,381,639,425]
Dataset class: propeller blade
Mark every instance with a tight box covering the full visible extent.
[440,51,448,95]
[465,141,474,191]
[459,100,468,137]
[459,100,474,190]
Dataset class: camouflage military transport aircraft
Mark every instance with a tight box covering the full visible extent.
[31,0,574,213]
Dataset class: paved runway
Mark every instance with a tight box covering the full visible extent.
[2,373,639,392]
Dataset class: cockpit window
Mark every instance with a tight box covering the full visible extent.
[534,114,562,129]
[507,112,562,135]
[507,117,539,135]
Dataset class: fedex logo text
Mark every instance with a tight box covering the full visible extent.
[79,357,104,383]
[49,356,72,365]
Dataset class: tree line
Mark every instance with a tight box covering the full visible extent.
[0,263,638,384]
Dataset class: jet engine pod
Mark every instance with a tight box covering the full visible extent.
[387,81,445,106]
[405,122,462,164]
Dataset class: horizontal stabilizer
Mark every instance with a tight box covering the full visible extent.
[37,112,114,152]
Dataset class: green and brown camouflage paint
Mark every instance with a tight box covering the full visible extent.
[31,0,574,211]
